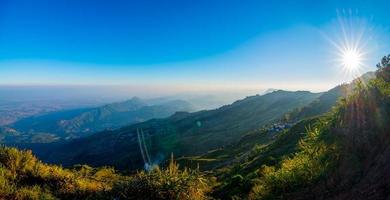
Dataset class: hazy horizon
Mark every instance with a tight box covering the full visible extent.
[0,2,389,199]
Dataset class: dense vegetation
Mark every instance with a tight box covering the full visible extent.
[0,55,388,199]
[38,90,320,170]
[282,71,375,123]
[0,147,210,200]
[215,55,390,199]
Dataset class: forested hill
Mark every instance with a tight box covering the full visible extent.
[41,90,320,170]
[0,55,389,200]
[213,55,390,199]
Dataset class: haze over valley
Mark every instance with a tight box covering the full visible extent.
[0,1,389,200]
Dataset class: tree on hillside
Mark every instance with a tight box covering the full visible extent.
[376,54,390,69]
[376,54,390,81]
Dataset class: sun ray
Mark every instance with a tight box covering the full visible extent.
[323,11,378,81]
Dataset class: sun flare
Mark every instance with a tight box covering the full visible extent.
[325,14,373,78]
[342,49,362,70]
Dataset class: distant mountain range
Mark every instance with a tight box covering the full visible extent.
[8,72,377,170]
[38,90,321,170]
[1,97,193,143]
[2,57,388,200]
[30,72,377,170]
[0,99,102,126]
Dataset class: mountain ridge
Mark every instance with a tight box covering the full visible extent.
[39,90,321,170]
[4,98,193,143]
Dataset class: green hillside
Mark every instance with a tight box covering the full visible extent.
[39,90,320,170]
[1,55,389,200]
[1,57,388,200]
[214,56,390,199]
[283,71,375,123]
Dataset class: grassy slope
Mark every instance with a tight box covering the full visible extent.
[41,90,320,170]
[211,118,319,199]
[2,60,387,200]
[210,67,389,199]
[214,66,390,199]
[283,72,375,123]
[0,146,210,200]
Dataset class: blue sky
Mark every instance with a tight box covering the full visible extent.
[0,0,389,94]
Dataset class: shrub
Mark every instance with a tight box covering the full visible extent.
[109,155,211,200]
[249,124,339,200]
[0,147,210,200]
[0,146,124,200]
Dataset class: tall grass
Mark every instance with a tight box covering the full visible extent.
[0,147,211,200]
[249,122,339,199]
[109,154,211,200]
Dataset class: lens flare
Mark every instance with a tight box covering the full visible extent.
[323,10,375,79]
[342,48,362,70]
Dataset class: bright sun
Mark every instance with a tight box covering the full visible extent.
[326,14,372,78]
[342,49,362,70]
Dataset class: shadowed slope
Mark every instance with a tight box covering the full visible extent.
[42,90,320,170]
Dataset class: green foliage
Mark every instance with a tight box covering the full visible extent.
[2,55,389,200]
[0,146,124,199]
[249,123,339,199]
[43,90,320,170]
[248,55,390,199]
[109,155,211,200]
[178,128,275,171]
[376,54,390,69]
[376,54,390,81]
[282,84,348,122]
[0,146,211,200]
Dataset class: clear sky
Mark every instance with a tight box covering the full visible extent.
[0,0,389,95]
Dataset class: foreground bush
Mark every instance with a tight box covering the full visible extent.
[109,156,211,200]
[249,123,339,199]
[0,146,123,200]
[0,147,211,200]
[249,57,390,199]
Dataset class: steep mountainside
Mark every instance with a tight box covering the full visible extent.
[40,90,321,170]
[2,56,389,200]
[3,66,388,200]
[283,72,376,122]
[173,73,377,173]
[283,85,349,121]
[213,62,390,199]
